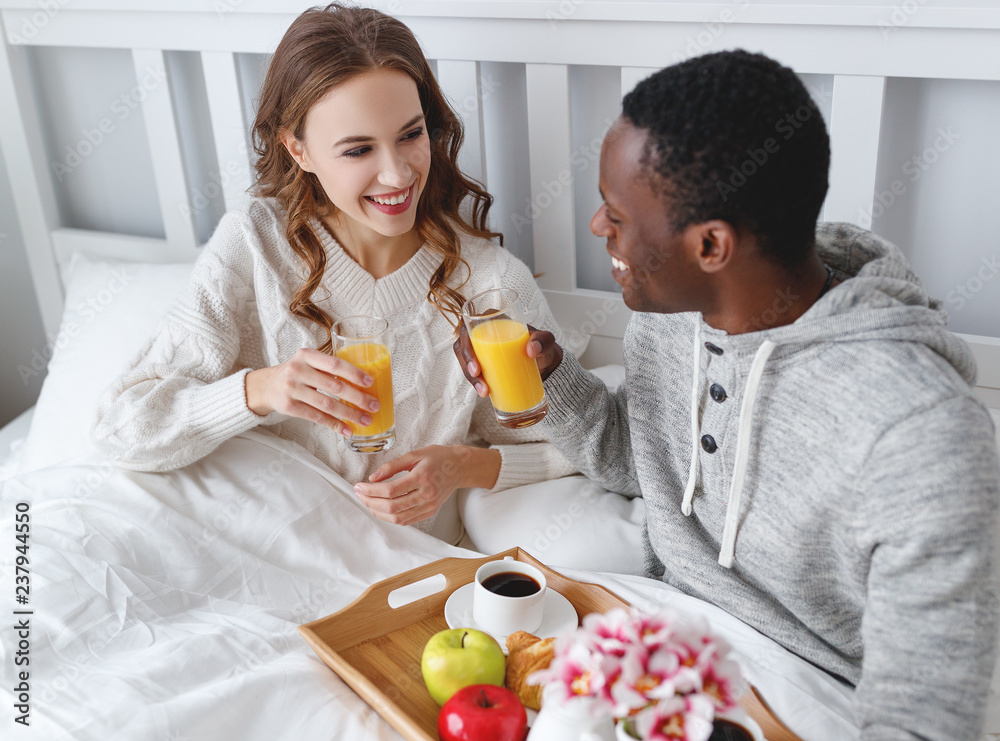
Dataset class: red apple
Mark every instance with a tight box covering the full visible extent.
[437,684,528,741]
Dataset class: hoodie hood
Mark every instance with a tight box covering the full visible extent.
[754,222,976,384]
[681,222,977,568]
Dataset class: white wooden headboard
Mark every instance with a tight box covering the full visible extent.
[1,1,998,405]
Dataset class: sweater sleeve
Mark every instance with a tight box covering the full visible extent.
[853,395,999,741]
[92,213,270,472]
[541,350,641,496]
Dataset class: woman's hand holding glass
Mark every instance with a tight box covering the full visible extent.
[245,347,381,436]
[353,444,501,526]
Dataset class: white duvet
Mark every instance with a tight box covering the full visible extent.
[0,428,994,740]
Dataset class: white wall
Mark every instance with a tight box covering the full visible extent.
[0,140,47,426]
[872,77,1000,339]
[31,45,163,238]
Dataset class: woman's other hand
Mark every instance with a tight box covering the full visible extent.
[245,347,380,436]
[452,324,564,398]
[354,445,501,526]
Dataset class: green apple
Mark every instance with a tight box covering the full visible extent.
[421,628,506,706]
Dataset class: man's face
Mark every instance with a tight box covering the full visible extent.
[590,118,702,314]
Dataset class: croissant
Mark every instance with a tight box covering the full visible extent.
[504,631,555,710]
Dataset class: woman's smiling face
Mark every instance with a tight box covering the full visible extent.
[284,68,431,243]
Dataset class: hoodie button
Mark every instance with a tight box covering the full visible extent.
[704,342,724,355]
[701,434,718,453]
[710,384,727,403]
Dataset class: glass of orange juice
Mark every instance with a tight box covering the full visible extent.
[332,315,395,453]
[462,288,548,428]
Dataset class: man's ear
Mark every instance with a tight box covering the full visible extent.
[281,132,313,173]
[693,220,738,274]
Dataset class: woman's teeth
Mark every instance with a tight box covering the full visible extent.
[369,189,409,206]
[612,256,629,272]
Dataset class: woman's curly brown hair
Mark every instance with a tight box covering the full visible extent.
[252,3,500,351]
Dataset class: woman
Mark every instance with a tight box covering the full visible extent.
[92,3,572,544]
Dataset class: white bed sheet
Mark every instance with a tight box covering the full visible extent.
[0,427,874,741]
[0,406,33,480]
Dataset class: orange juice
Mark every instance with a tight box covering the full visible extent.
[335,342,395,435]
[469,318,545,413]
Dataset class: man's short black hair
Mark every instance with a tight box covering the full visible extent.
[622,49,830,268]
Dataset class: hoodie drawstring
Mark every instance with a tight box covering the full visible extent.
[679,326,777,568]
[681,324,702,516]
[718,339,777,568]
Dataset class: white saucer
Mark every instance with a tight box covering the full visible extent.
[444,582,579,649]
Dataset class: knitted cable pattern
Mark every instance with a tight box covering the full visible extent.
[93,198,575,536]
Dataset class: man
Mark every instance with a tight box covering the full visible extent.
[457,50,999,739]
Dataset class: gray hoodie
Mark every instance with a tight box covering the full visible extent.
[543,223,1000,740]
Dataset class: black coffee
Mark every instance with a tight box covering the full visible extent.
[481,572,541,597]
[708,720,754,741]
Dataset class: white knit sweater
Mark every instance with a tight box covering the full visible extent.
[93,198,574,540]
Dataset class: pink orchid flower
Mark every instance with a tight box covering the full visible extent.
[632,694,716,741]
[696,654,743,712]
[528,640,622,715]
[529,606,746,739]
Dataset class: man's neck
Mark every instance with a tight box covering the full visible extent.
[702,253,834,335]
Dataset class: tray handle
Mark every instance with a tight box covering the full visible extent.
[304,548,527,647]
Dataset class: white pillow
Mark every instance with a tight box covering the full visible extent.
[17,252,195,473]
[460,474,646,575]
[460,364,646,575]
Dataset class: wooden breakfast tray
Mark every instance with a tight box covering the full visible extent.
[299,547,802,741]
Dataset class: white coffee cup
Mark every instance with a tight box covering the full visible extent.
[472,558,547,638]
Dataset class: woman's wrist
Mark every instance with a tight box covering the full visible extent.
[461,446,501,490]
[244,368,273,417]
